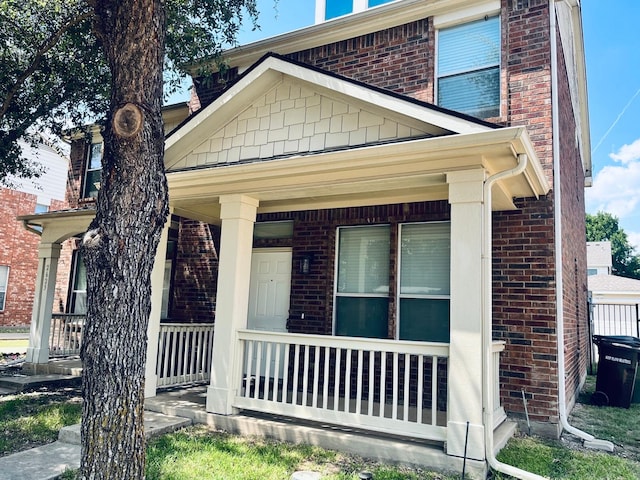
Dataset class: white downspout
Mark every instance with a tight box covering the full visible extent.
[550,0,613,451]
[482,154,549,480]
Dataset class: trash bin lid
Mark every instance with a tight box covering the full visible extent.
[593,335,640,349]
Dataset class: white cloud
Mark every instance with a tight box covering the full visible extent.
[585,160,640,218]
[587,143,640,252]
[609,138,640,164]
[628,232,640,252]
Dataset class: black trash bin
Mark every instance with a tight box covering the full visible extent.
[592,335,640,408]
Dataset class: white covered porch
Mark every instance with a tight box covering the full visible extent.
[159,129,548,462]
[21,54,550,466]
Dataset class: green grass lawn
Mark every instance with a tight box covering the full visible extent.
[5,376,640,480]
[0,339,29,348]
[0,390,82,456]
[146,426,456,480]
[495,436,640,480]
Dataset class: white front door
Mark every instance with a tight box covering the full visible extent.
[247,249,292,377]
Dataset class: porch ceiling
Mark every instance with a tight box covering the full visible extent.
[168,126,550,225]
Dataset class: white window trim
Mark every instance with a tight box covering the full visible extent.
[395,221,451,341]
[433,1,500,29]
[0,266,9,311]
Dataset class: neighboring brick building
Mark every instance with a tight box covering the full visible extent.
[23,0,593,475]
[0,140,67,327]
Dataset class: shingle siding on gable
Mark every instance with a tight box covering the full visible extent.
[171,79,430,171]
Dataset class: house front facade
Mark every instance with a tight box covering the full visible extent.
[21,0,591,475]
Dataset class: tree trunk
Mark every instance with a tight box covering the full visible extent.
[80,0,167,478]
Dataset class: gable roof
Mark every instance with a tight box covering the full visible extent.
[589,274,640,294]
[165,53,497,170]
[164,53,549,223]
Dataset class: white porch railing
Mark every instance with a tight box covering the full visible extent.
[157,323,215,388]
[49,314,85,357]
[235,330,449,442]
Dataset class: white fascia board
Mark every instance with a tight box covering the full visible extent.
[555,0,592,182]
[168,126,550,201]
[193,0,474,74]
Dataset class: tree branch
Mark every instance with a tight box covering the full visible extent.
[0,9,93,122]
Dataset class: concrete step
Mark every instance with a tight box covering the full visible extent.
[0,440,81,480]
[58,411,193,445]
[0,373,80,394]
[0,410,193,480]
[493,419,518,455]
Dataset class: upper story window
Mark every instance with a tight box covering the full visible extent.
[319,0,394,22]
[84,142,102,199]
[436,15,500,118]
[69,251,86,314]
[0,266,9,311]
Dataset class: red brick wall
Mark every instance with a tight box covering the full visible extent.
[259,201,450,335]
[556,28,589,408]
[493,196,559,424]
[170,218,219,323]
[193,19,434,107]
[0,189,41,326]
[506,0,554,179]
[67,139,88,208]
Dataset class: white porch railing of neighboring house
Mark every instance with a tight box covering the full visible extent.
[234,330,450,442]
[156,323,215,388]
[49,314,85,357]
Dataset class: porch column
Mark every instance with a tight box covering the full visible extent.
[26,242,61,364]
[207,194,259,415]
[445,169,486,461]
[144,212,171,398]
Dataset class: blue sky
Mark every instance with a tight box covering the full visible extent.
[583,1,640,250]
[172,0,640,248]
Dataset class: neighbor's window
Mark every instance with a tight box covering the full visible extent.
[84,142,102,198]
[335,225,390,338]
[0,266,8,311]
[398,222,450,342]
[437,15,500,118]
